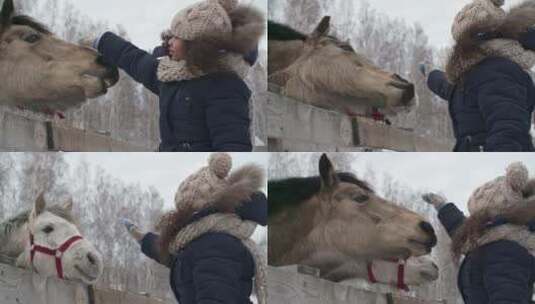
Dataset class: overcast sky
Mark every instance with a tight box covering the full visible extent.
[64,152,268,210]
[59,0,267,50]
[361,0,524,48]
[271,0,525,49]
[351,153,535,213]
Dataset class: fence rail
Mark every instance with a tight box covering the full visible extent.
[0,263,165,304]
[0,110,151,152]
[267,84,452,152]
[268,265,446,304]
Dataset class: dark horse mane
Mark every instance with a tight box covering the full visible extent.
[268,20,307,41]
[268,172,374,217]
[10,15,51,34]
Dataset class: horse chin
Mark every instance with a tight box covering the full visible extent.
[70,264,100,285]
[420,269,439,282]
[407,240,433,257]
[74,265,99,284]
[383,94,416,114]
[80,74,108,99]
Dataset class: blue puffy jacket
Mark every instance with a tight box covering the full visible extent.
[437,203,535,304]
[428,58,535,152]
[97,32,256,152]
[140,192,267,304]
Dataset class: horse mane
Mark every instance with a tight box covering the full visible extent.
[0,205,75,240]
[11,15,51,34]
[268,20,307,41]
[268,172,374,217]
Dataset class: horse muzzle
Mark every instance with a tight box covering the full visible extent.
[388,74,415,106]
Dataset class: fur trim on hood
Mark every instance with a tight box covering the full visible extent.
[446,0,535,83]
[157,5,265,82]
[452,200,535,259]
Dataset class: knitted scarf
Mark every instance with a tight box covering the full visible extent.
[157,54,250,83]
[447,38,535,83]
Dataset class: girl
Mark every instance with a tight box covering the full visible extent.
[93,0,265,151]
[423,162,535,304]
[122,153,267,304]
[426,0,535,151]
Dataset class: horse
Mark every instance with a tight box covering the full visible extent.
[268,154,438,288]
[336,255,439,290]
[0,192,103,284]
[0,0,118,115]
[268,16,416,117]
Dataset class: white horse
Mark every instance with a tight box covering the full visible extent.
[334,256,439,290]
[0,192,103,284]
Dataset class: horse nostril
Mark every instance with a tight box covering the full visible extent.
[402,83,415,105]
[419,221,437,247]
[87,253,96,265]
[392,74,408,83]
[95,55,106,66]
[105,67,119,83]
[420,221,434,234]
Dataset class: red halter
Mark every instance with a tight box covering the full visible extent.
[29,233,83,279]
[367,259,409,292]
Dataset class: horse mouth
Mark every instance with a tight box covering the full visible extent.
[81,73,115,89]
[408,239,433,253]
[74,265,98,283]
[388,74,415,106]
[81,66,119,92]
[420,270,439,281]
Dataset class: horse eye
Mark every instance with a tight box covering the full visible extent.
[353,194,369,204]
[340,44,354,52]
[42,225,54,234]
[24,34,40,43]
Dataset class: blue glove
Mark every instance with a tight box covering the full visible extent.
[528,219,535,232]
[119,218,137,232]
[244,46,259,66]
[419,63,427,76]
[520,27,535,51]
[152,46,169,58]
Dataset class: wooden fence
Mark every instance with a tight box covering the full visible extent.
[0,263,166,304]
[0,110,152,152]
[268,265,447,304]
[267,84,452,152]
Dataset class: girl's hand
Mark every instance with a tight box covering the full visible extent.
[119,218,145,242]
[422,193,447,209]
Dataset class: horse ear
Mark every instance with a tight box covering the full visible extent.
[319,153,339,191]
[61,198,73,212]
[0,0,14,33]
[34,191,46,215]
[310,16,331,39]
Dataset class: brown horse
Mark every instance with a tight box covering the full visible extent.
[268,154,437,285]
[0,0,118,114]
[268,17,416,116]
